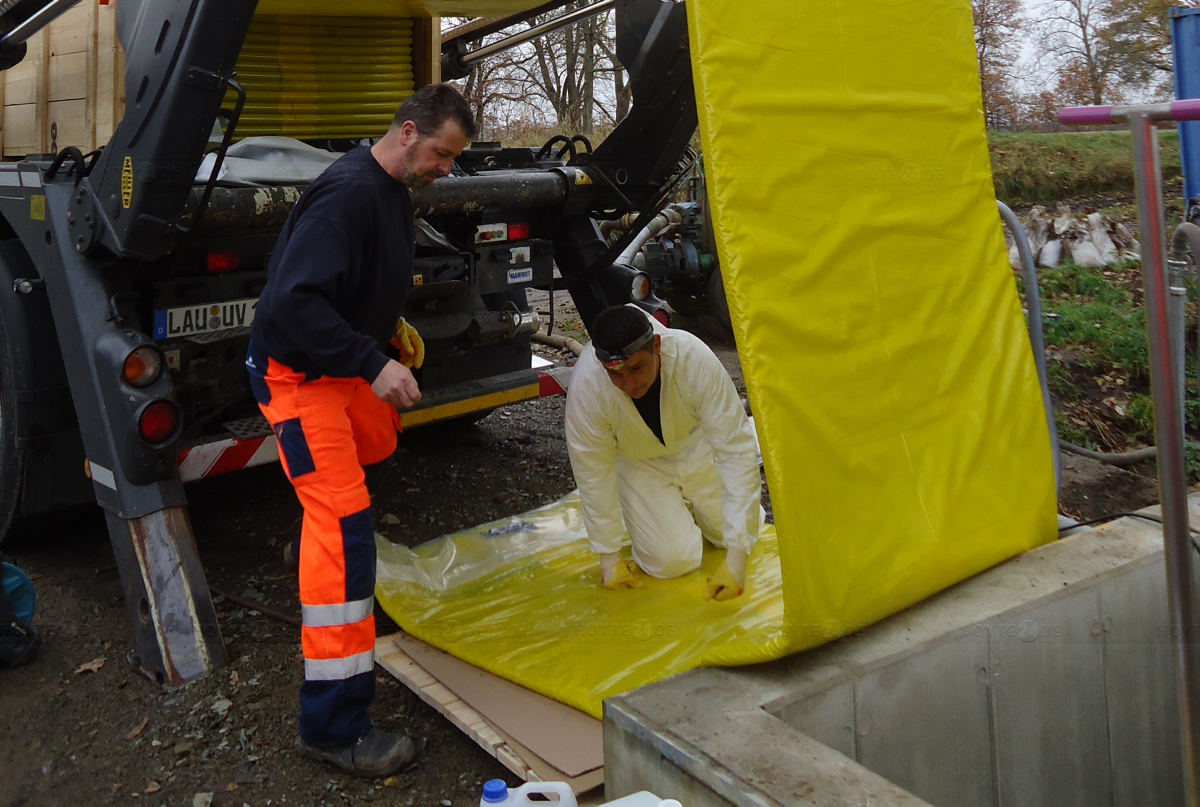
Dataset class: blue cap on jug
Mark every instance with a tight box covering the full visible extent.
[482,780,509,805]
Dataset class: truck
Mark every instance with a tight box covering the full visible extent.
[0,0,700,687]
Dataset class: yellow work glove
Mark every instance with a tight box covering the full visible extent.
[390,317,425,369]
[600,553,645,590]
[704,547,748,602]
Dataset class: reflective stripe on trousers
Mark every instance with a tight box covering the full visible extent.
[250,348,401,748]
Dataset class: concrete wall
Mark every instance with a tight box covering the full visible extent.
[605,500,1197,807]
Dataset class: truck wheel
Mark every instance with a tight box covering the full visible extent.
[708,268,732,331]
[0,326,23,547]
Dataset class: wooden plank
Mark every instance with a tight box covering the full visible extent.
[495,744,531,779]
[47,3,90,55]
[4,59,37,106]
[421,682,459,708]
[397,633,602,777]
[444,698,486,736]
[48,51,87,102]
[374,633,604,794]
[36,28,50,153]
[47,99,87,152]
[491,721,605,793]
[85,0,97,149]
[4,104,37,156]
[375,637,438,688]
[94,0,121,147]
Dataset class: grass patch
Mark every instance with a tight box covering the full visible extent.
[990,129,1182,206]
[1040,260,1148,376]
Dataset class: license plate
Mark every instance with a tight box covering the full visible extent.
[153,297,257,340]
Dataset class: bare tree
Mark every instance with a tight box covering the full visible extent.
[442,6,625,139]
[972,0,1027,129]
[1033,0,1115,105]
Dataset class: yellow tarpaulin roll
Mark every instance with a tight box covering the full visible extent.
[687,0,1058,646]
[376,493,791,719]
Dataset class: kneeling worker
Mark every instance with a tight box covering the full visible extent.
[565,304,763,601]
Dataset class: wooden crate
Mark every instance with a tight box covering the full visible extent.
[2,0,123,158]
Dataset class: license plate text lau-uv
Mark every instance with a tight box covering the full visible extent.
[153,298,257,340]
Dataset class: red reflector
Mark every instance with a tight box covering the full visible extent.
[508,222,530,241]
[139,400,179,444]
[652,309,671,327]
[206,250,239,274]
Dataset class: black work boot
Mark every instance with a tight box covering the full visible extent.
[298,727,415,778]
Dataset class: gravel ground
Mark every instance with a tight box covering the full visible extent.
[0,296,1147,806]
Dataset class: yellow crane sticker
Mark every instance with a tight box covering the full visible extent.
[29,195,44,221]
[121,157,133,209]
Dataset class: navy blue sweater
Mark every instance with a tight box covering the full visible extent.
[251,147,414,383]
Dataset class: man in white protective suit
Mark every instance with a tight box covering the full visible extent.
[565,304,763,601]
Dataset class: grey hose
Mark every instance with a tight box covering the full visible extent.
[1172,222,1200,404]
[1059,441,1157,467]
[617,205,686,265]
[533,331,586,357]
[998,201,1061,491]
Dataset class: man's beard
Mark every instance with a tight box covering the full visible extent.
[400,165,438,189]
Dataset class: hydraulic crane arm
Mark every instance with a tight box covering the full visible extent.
[0,0,79,69]
[66,0,256,262]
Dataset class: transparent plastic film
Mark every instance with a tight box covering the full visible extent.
[686,0,1058,647]
[376,493,790,719]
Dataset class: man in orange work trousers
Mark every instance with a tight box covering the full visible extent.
[245,84,475,778]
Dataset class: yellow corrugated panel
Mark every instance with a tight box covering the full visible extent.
[232,15,415,140]
[256,0,550,17]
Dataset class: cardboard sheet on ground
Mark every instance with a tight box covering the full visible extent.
[376,493,788,719]
[687,0,1059,646]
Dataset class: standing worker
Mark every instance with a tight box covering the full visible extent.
[565,304,763,601]
[245,84,475,778]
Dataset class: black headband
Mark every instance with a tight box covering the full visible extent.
[596,326,654,369]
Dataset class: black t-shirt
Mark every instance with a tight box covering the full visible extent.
[251,146,414,383]
[633,375,665,445]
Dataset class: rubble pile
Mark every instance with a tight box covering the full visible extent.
[1007,204,1140,270]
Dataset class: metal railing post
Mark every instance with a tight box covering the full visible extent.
[1061,99,1200,805]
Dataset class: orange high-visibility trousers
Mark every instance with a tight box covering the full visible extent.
[247,344,400,748]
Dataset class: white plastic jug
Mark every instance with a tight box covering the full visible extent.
[601,793,681,807]
[480,780,578,807]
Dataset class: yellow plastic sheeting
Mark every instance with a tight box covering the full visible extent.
[256,0,552,17]
[233,16,415,140]
[688,0,1058,648]
[375,492,790,719]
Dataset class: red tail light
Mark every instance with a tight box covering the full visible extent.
[138,400,180,444]
[206,250,239,274]
[652,309,671,327]
[508,222,530,241]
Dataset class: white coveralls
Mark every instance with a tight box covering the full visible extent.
[565,315,762,578]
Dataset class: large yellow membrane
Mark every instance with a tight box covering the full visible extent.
[375,0,1058,716]
[686,0,1057,645]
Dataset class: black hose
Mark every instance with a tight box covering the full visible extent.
[1059,441,1157,466]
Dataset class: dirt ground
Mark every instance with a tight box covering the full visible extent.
[0,296,1163,807]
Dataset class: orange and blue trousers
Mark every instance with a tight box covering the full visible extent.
[246,342,400,748]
